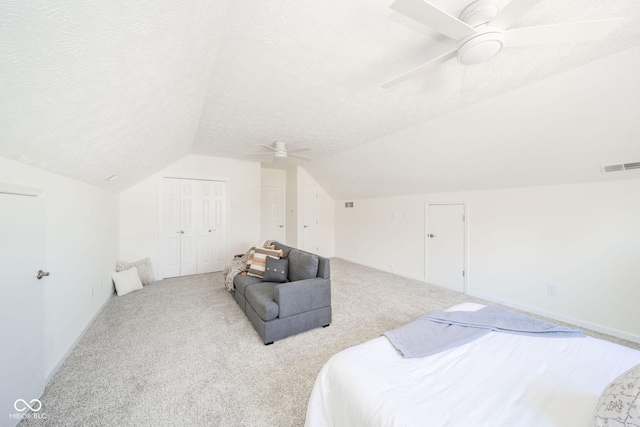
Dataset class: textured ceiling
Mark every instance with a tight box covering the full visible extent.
[1,0,640,198]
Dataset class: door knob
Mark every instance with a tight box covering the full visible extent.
[37,270,50,280]
[304,225,309,228]
[279,225,284,228]
[176,230,184,234]
[428,234,437,238]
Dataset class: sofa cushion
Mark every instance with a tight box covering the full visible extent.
[245,283,279,321]
[247,247,283,278]
[263,257,288,283]
[234,274,262,297]
[288,249,319,282]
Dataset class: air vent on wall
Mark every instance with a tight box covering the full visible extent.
[345,202,354,208]
[601,162,640,173]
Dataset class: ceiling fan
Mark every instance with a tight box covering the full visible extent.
[244,141,313,161]
[382,0,623,91]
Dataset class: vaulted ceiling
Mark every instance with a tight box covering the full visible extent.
[1,0,639,199]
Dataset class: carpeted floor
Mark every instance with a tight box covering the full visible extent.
[23,258,639,426]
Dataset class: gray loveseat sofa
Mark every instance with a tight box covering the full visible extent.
[232,242,331,344]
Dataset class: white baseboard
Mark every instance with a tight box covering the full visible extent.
[334,256,425,282]
[45,291,115,383]
[467,290,640,345]
[333,256,639,345]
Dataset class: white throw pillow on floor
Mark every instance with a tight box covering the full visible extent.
[116,257,154,285]
[112,267,144,296]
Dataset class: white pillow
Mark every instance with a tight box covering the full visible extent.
[116,258,154,285]
[594,363,640,426]
[112,267,144,296]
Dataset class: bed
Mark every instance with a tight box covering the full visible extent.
[305,303,640,427]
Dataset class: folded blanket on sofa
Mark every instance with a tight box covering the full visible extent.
[222,247,254,291]
[222,240,278,291]
[383,306,584,358]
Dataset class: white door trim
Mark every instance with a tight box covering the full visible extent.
[424,202,468,293]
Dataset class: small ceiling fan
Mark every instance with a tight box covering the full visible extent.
[382,0,623,91]
[244,141,313,161]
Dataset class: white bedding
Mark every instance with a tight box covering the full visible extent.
[305,303,640,427]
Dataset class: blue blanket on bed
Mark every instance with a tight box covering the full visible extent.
[383,306,585,358]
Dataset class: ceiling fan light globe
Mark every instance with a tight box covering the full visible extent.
[457,27,504,65]
[273,152,288,160]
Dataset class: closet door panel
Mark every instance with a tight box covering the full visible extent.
[162,179,182,278]
[211,182,228,271]
[180,180,197,276]
[196,181,215,274]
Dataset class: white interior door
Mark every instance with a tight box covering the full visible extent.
[426,203,466,293]
[260,187,285,243]
[0,192,45,427]
[301,185,319,254]
[210,181,228,272]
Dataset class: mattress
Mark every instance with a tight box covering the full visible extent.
[305,303,640,427]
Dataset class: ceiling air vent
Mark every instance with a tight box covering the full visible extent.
[601,162,640,173]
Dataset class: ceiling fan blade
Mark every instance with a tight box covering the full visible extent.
[504,18,623,47]
[389,0,476,40]
[381,49,457,89]
[259,144,277,151]
[289,153,312,160]
[490,0,542,30]
[287,147,312,153]
[460,64,485,94]
[243,152,272,156]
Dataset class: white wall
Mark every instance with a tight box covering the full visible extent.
[0,156,119,380]
[260,168,287,187]
[119,154,261,278]
[335,179,640,342]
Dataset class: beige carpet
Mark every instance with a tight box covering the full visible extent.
[23,258,639,426]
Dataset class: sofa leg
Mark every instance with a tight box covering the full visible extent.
[265,341,274,346]
[323,324,330,328]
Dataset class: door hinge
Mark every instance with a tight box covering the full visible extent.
[462,215,465,221]
[462,270,465,277]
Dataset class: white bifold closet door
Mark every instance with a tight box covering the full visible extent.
[162,178,227,278]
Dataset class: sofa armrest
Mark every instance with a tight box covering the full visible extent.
[274,278,331,319]
[317,257,330,279]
